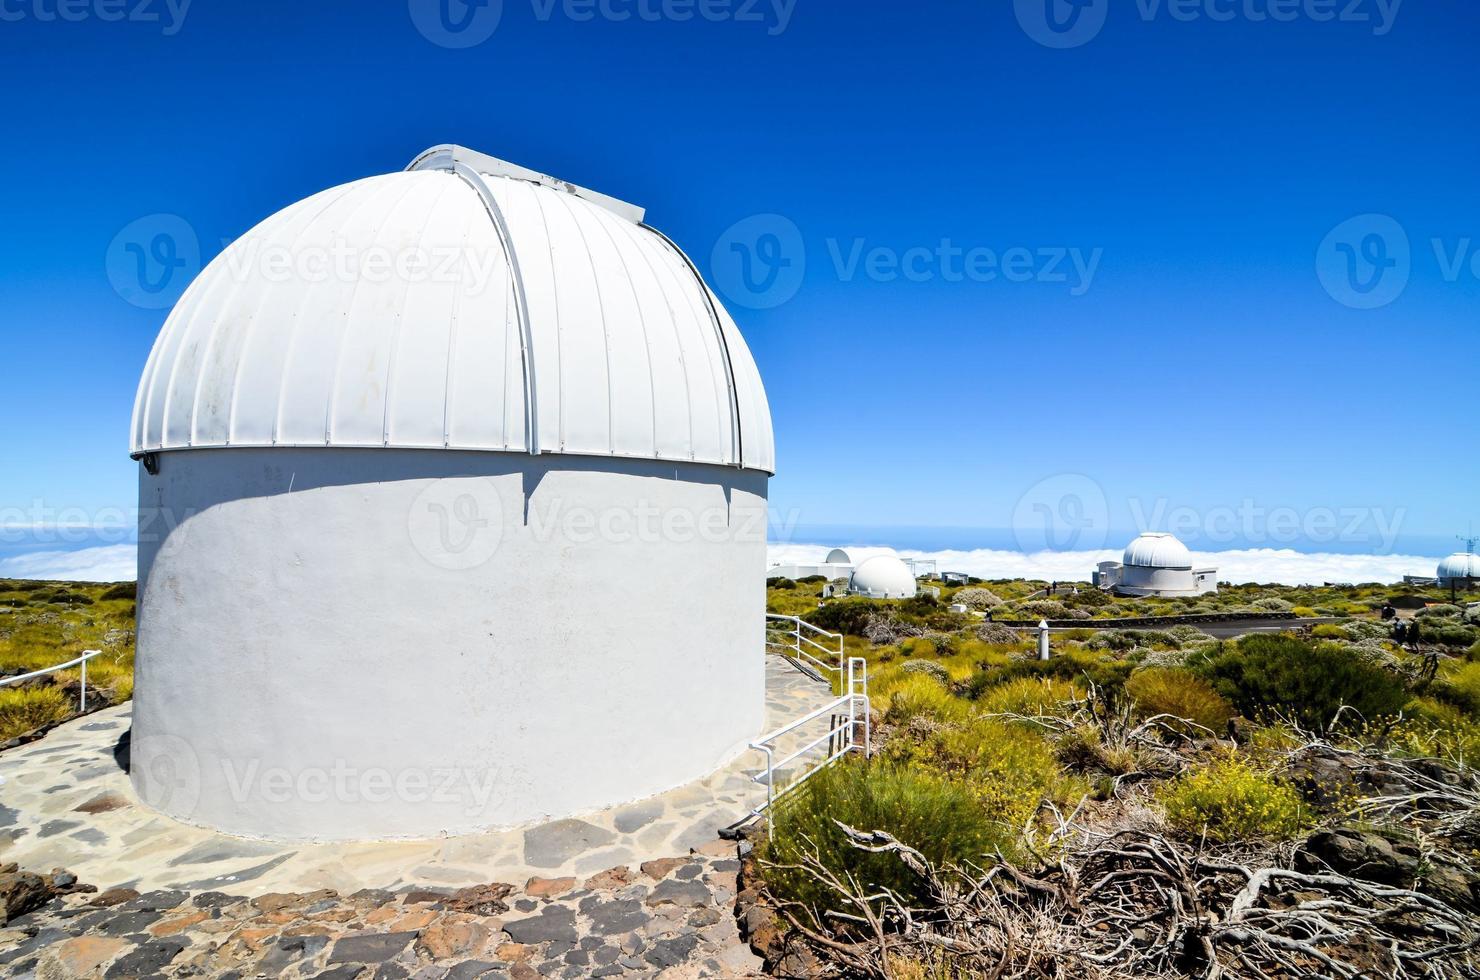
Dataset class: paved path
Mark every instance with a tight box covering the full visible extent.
[1196,616,1345,639]
[0,656,834,897]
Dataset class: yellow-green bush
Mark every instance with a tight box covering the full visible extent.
[1125,667,1234,731]
[760,760,1005,926]
[885,716,1060,836]
[976,676,1083,717]
[900,637,938,658]
[878,673,966,726]
[1310,623,1348,640]
[1384,698,1480,765]
[1160,755,1307,843]
[0,685,74,740]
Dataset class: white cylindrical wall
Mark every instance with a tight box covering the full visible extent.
[1118,564,1196,596]
[132,448,767,841]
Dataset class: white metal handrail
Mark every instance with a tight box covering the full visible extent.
[0,650,104,712]
[765,613,845,678]
[748,656,869,816]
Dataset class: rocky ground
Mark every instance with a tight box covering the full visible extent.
[0,841,765,979]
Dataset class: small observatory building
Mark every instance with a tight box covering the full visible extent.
[847,555,918,599]
[1437,552,1480,590]
[1093,532,1218,597]
[129,146,774,841]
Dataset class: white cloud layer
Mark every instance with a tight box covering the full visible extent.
[0,542,1442,588]
[0,545,138,583]
[768,543,1441,586]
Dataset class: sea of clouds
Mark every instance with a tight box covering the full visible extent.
[0,541,1444,587]
[0,545,139,584]
[767,543,1440,587]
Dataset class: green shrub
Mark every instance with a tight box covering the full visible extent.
[0,685,74,740]
[99,582,136,601]
[1193,635,1408,732]
[900,637,938,659]
[1013,600,1069,620]
[1251,597,1293,613]
[1310,624,1348,640]
[1160,756,1308,843]
[953,587,1001,610]
[975,623,1023,645]
[1125,667,1234,731]
[884,716,1060,836]
[1424,623,1480,648]
[1431,660,1480,715]
[901,659,950,684]
[880,674,964,726]
[976,676,1083,716]
[767,577,798,590]
[760,761,1005,924]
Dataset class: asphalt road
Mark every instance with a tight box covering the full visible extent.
[1196,617,1346,639]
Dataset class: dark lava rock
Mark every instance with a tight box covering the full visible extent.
[584,897,648,936]
[643,934,699,969]
[503,905,578,945]
[0,871,54,924]
[646,878,712,908]
[104,937,189,978]
[328,931,419,963]
[99,908,166,936]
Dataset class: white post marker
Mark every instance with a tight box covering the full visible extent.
[1038,620,1051,661]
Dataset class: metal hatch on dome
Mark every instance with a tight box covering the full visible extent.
[406,144,647,225]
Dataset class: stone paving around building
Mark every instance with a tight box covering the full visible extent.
[0,846,759,979]
[0,654,851,977]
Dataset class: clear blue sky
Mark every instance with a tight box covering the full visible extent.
[1,0,1475,560]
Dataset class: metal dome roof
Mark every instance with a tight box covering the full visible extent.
[1122,532,1193,570]
[1438,553,1480,580]
[848,555,917,599]
[824,548,852,564]
[130,145,774,474]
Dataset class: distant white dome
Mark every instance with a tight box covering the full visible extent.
[1438,553,1480,581]
[1123,532,1192,570]
[849,555,917,599]
[825,548,852,564]
[131,145,774,474]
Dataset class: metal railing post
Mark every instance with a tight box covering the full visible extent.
[80,655,87,712]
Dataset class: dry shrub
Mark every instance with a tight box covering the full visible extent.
[1126,667,1234,731]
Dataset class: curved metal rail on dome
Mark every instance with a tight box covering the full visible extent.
[0,649,103,712]
[408,148,541,457]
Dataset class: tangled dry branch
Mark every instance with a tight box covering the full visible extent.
[760,778,1480,980]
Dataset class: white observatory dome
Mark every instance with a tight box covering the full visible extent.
[127,146,773,841]
[825,548,852,564]
[1123,532,1193,570]
[132,145,773,473]
[849,555,917,599]
[1438,553,1479,581]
